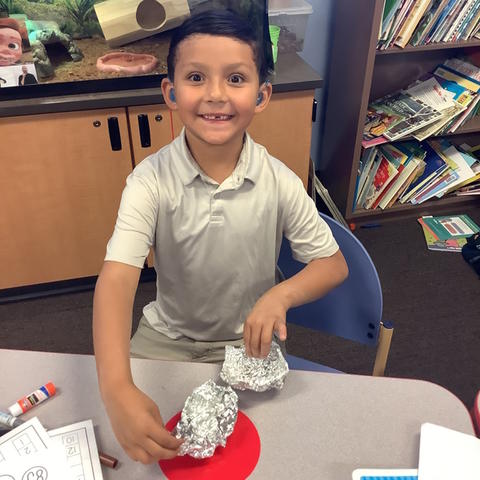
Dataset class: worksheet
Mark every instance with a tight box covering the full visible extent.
[0,417,71,478]
[49,419,103,480]
[0,450,71,479]
[0,417,51,461]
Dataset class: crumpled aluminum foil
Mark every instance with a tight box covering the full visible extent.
[173,379,238,458]
[220,342,289,392]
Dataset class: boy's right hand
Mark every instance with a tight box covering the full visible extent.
[103,382,183,463]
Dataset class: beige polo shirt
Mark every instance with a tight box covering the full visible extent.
[105,129,338,341]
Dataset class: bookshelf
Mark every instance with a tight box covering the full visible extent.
[319,0,480,224]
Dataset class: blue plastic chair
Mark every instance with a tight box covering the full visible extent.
[278,212,393,376]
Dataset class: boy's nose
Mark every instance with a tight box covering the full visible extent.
[206,81,227,102]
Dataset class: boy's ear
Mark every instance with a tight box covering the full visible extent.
[161,77,178,110]
[254,81,273,113]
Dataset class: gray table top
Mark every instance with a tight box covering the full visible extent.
[0,349,474,479]
[0,53,322,118]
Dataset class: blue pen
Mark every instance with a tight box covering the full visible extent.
[360,223,382,229]
[0,411,25,429]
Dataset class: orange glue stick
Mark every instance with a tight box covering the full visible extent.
[8,382,56,416]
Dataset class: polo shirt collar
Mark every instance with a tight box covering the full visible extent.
[172,128,261,186]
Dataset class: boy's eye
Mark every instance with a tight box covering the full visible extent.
[8,43,20,50]
[188,73,203,82]
[228,74,244,84]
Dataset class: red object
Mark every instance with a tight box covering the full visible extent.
[472,391,480,437]
[159,410,261,480]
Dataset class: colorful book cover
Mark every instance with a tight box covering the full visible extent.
[380,157,423,208]
[400,141,446,201]
[434,65,480,93]
[420,214,480,240]
[382,93,443,141]
[363,105,404,144]
[410,167,459,203]
[418,220,468,252]
[387,159,426,207]
[363,154,398,209]
[372,144,410,208]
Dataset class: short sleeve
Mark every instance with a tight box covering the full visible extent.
[105,164,159,268]
[280,171,338,263]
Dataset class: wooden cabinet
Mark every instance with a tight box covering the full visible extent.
[320,0,480,223]
[127,104,173,164]
[249,91,314,188]
[0,90,314,289]
[0,109,133,289]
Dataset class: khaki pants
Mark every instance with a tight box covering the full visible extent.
[130,316,244,363]
[130,316,287,363]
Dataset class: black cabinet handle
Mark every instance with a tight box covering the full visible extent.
[137,114,151,148]
[312,99,318,123]
[107,117,122,151]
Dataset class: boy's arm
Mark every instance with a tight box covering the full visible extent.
[93,261,182,463]
[243,249,348,358]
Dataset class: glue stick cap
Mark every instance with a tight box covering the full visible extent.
[8,403,22,417]
[45,382,56,396]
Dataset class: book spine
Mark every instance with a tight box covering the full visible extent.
[461,0,480,38]
[447,0,476,41]
[456,0,480,39]
[436,0,468,42]
[384,0,417,48]
[395,0,434,47]
[415,0,451,44]
[425,0,457,43]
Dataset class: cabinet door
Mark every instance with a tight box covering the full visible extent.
[248,91,314,189]
[171,91,314,188]
[0,109,133,289]
[128,104,174,165]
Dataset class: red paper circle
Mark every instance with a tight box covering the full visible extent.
[159,410,261,480]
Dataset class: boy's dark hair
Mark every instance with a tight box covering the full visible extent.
[167,9,272,84]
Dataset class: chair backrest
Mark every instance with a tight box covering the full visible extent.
[278,212,383,347]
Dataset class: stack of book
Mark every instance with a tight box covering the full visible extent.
[362,57,480,148]
[379,0,480,50]
[418,213,480,251]
[354,138,480,210]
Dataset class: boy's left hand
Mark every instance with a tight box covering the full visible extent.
[243,290,288,358]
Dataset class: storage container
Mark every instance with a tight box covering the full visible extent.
[268,0,313,53]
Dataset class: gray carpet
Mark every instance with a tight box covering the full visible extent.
[1,208,479,410]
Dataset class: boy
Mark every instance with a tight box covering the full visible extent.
[93,9,348,464]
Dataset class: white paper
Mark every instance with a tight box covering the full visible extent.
[49,419,103,480]
[0,449,72,479]
[418,423,480,480]
[406,77,455,111]
[0,417,71,479]
[352,469,418,479]
[0,417,52,461]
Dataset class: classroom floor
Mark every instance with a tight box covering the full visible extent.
[1,208,480,409]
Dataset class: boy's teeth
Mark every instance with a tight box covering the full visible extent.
[203,114,230,120]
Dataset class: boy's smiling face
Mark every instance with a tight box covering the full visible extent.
[162,34,271,151]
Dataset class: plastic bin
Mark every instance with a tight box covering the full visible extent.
[268,0,313,53]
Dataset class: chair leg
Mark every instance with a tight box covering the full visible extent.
[372,321,394,376]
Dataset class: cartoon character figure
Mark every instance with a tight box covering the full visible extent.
[0,18,22,66]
